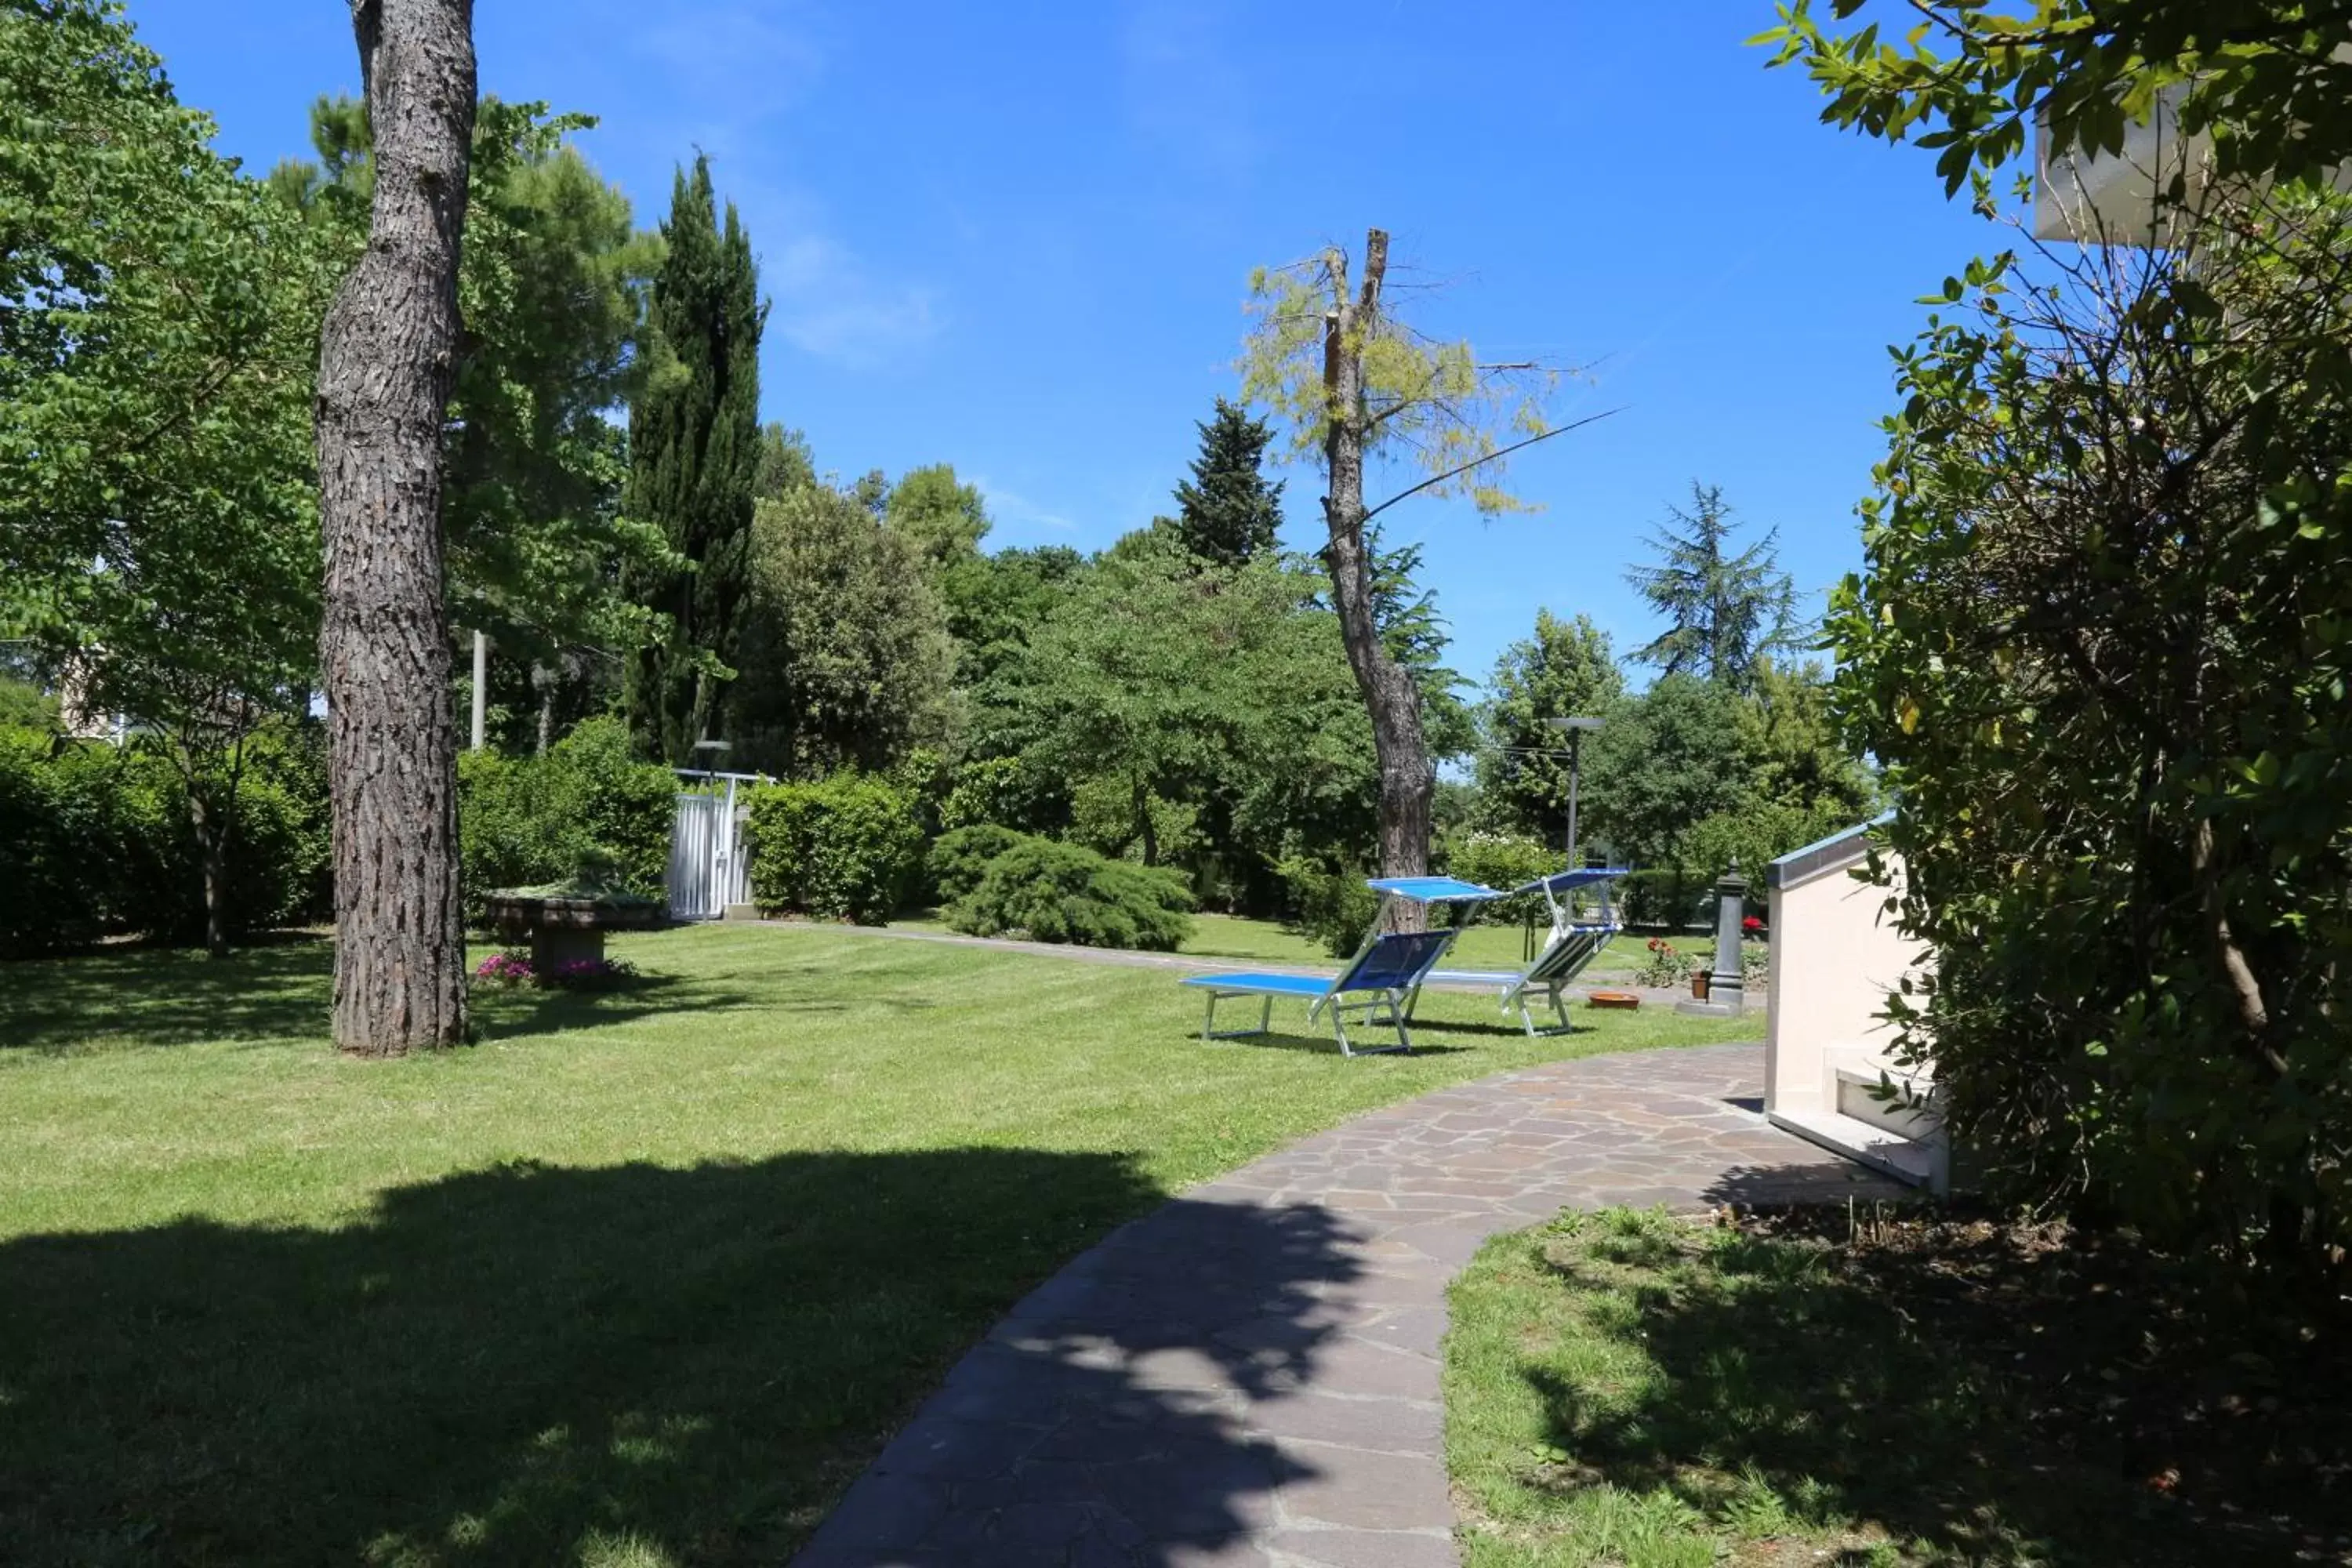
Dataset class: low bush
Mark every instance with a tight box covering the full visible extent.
[744,772,925,924]
[1277,857,1382,958]
[0,729,119,956]
[0,724,332,957]
[945,837,1194,950]
[1633,936,1700,989]
[925,824,1033,906]
[458,717,673,919]
[1443,830,1559,926]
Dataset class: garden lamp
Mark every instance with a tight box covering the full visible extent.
[1544,715,1604,870]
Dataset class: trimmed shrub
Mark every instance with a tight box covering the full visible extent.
[0,724,332,956]
[744,772,924,924]
[946,838,1195,950]
[1279,858,1380,958]
[1682,800,1857,893]
[458,717,673,918]
[1443,830,1559,927]
[0,729,117,956]
[925,824,1033,906]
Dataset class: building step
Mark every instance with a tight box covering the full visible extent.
[1768,1107,1940,1188]
[1831,1061,1937,1139]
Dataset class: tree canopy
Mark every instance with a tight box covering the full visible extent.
[0,0,335,956]
[1758,1,2352,194]
[1171,398,1285,567]
[1624,482,1795,691]
[1479,611,1625,841]
[731,484,956,779]
[1774,0,2352,1281]
[270,94,670,684]
[884,464,993,568]
[1240,228,1575,887]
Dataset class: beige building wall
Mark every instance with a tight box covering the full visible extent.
[1763,836,1921,1115]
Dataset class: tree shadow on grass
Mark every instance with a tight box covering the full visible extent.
[1521,1203,2278,1567]
[0,1148,1362,1567]
[0,936,336,1051]
[0,939,776,1054]
[1209,1029,1472,1059]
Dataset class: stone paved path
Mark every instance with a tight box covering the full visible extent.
[792,1042,1902,1567]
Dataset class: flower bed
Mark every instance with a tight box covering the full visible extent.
[472,949,638,992]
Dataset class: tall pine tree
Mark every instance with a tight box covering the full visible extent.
[1624,481,1795,692]
[1172,397,1283,566]
[622,155,764,764]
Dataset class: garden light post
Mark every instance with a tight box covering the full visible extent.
[470,630,488,751]
[1545,715,1604,869]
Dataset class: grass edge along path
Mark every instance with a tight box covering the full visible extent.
[0,922,1752,1567]
[1443,1206,2328,1568]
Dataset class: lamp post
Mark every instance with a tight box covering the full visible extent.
[1545,715,1604,869]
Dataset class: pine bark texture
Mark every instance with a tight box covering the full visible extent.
[1319,229,1435,906]
[314,0,477,1055]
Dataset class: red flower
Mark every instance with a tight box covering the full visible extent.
[1743,915,1763,933]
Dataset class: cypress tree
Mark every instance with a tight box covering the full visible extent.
[622,154,765,764]
[1172,397,1284,567]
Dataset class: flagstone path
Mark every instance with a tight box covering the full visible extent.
[792,1041,1903,1567]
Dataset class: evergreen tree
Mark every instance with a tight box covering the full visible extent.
[622,155,764,765]
[1171,397,1284,567]
[1364,526,1475,760]
[1624,482,1795,691]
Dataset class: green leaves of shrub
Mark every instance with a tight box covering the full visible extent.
[924,825,1033,906]
[457,718,673,919]
[945,838,1195,951]
[743,774,925,925]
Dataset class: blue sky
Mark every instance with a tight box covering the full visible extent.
[131,0,1990,689]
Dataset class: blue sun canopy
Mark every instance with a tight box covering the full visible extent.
[1508,867,1628,898]
[1366,876,1507,904]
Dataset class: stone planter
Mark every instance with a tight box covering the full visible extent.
[481,893,661,971]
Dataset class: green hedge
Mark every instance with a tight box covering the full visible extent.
[1277,858,1380,958]
[924,824,1033,906]
[0,724,331,957]
[1443,831,1561,927]
[947,838,1195,950]
[743,772,925,924]
[456,717,674,918]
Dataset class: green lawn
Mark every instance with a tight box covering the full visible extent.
[1444,1207,2249,1567]
[893,908,1653,976]
[0,923,1751,1567]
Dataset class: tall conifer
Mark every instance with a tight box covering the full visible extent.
[622,154,764,764]
[1171,397,1284,567]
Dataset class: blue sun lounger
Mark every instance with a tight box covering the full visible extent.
[1179,877,1504,1056]
[1425,867,1627,1036]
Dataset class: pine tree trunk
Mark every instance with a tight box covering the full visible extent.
[1319,229,1434,915]
[314,0,477,1056]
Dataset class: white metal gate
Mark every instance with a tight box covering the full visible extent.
[666,774,754,920]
